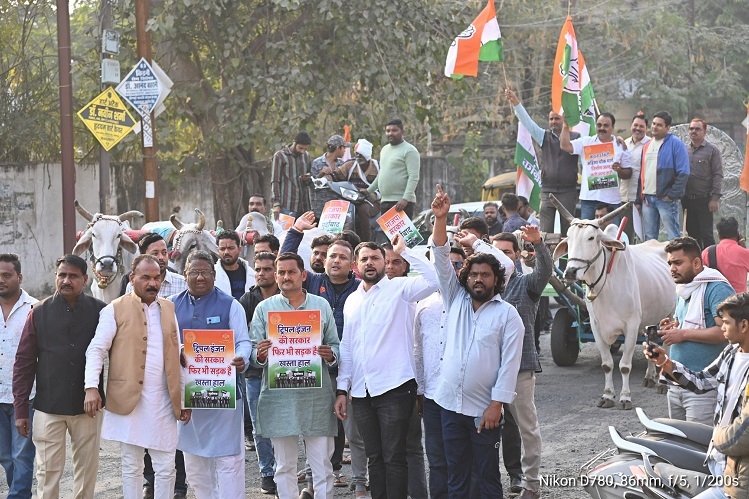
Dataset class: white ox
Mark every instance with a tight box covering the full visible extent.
[72,201,143,304]
[550,195,676,409]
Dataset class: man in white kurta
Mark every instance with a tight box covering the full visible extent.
[84,255,190,499]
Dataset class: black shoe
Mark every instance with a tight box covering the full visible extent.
[510,475,523,494]
[261,475,277,494]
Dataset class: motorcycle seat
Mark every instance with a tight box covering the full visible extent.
[653,462,711,496]
[624,436,708,473]
[652,418,713,448]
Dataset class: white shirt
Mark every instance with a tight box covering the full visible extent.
[0,290,38,403]
[571,135,631,204]
[432,241,525,417]
[621,135,651,201]
[85,301,180,452]
[413,292,445,398]
[337,248,438,397]
[214,258,256,297]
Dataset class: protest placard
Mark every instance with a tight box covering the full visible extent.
[182,329,236,409]
[277,214,295,231]
[267,310,323,389]
[376,206,424,248]
[318,200,350,234]
[582,142,618,191]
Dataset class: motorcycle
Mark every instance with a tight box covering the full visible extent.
[580,408,711,499]
[310,177,371,232]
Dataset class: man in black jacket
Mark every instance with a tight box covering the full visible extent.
[13,255,106,499]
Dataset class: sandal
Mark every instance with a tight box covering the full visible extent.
[333,472,348,487]
[297,470,307,483]
[342,453,352,465]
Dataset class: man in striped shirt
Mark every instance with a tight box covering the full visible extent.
[271,131,312,217]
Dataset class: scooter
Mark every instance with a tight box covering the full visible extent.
[311,177,371,232]
[580,408,710,499]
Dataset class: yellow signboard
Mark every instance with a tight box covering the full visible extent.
[77,87,136,151]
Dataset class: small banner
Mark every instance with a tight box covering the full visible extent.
[182,329,236,409]
[267,310,323,389]
[376,206,424,248]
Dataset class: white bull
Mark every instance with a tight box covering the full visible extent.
[550,195,676,410]
[72,201,143,304]
[142,209,219,274]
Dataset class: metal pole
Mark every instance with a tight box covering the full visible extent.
[99,0,112,213]
[57,0,77,252]
[135,0,159,221]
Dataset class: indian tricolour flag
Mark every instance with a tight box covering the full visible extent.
[514,123,541,212]
[551,16,596,136]
[444,0,503,79]
[342,124,352,162]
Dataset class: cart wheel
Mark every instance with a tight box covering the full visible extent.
[551,308,579,366]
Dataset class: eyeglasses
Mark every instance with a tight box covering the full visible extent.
[688,127,703,131]
[187,270,214,278]
[451,261,463,270]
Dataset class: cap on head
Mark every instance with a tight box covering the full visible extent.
[327,134,350,148]
[354,139,373,161]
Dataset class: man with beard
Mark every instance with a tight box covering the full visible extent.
[505,88,579,236]
[431,185,524,498]
[367,119,420,219]
[0,254,37,498]
[309,234,334,274]
[659,236,734,424]
[250,253,340,499]
[482,202,503,237]
[83,255,191,499]
[239,253,279,495]
[236,194,284,237]
[13,255,106,499]
[171,251,251,498]
[381,242,428,499]
[334,235,437,499]
[214,231,255,299]
[272,132,313,217]
[120,233,188,298]
[333,139,381,242]
[280,212,364,495]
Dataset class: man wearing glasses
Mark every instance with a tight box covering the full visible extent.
[683,118,724,249]
[170,251,251,498]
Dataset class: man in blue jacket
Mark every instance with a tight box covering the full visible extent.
[280,212,367,496]
[636,111,690,241]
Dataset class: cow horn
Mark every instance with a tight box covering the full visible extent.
[548,194,574,223]
[74,200,94,222]
[170,214,184,230]
[118,210,145,222]
[598,202,630,225]
[195,209,206,230]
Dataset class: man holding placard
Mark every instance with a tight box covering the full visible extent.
[560,113,632,221]
[170,250,251,499]
[250,252,340,499]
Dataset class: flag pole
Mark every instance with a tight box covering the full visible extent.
[567,0,571,17]
[501,62,509,89]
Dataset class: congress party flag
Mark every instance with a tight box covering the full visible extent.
[514,123,542,212]
[342,125,352,162]
[445,0,503,79]
[552,16,596,136]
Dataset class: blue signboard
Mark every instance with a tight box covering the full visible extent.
[115,58,162,117]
